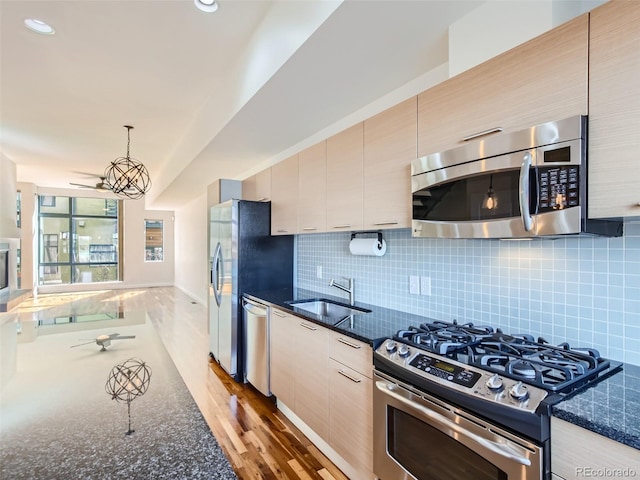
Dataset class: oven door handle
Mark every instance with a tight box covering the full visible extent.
[376,381,532,467]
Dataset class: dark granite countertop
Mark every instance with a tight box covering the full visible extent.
[244,287,433,346]
[245,288,640,452]
[551,362,640,451]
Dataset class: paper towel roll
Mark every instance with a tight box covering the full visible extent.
[349,238,387,256]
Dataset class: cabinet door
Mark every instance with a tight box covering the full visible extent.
[326,123,364,231]
[270,308,294,407]
[243,168,271,202]
[271,155,298,235]
[294,318,329,440]
[588,0,640,218]
[418,14,588,157]
[364,97,416,230]
[551,418,640,480]
[298,141,327,233]
[329,359,373,479]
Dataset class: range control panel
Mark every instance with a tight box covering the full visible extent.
[375,339,549,414]
[409,354,481,388]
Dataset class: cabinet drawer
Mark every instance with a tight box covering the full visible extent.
[329,330,372,378]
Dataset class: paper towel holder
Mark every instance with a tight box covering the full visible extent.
[351,231,384,251]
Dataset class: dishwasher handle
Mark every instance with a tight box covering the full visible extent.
[242,299,268,317]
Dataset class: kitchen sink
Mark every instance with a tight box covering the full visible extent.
[288,299,370,318]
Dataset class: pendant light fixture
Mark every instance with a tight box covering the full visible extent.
[104,125,151,200]
[482,174,498,210]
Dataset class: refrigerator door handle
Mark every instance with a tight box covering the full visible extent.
[213,242,223,307]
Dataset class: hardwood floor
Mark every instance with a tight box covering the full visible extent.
[9,286,349,480]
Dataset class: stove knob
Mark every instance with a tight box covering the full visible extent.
[509,381,529,401]
[384,340,397,354]
[398,344,410,358]
[485,374,504,391]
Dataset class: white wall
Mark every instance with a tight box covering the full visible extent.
[174,192,208,306]
[0,154,20,240]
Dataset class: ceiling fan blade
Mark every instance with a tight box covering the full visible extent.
[69,182,98,189]
[70,340,96,348]
[112,335,136,340]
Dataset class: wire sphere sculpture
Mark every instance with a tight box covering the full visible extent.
[104,125,151,200]
[105,357,152,435]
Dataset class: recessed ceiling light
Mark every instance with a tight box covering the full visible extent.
[24,18,55,35]
[194,0,219,13]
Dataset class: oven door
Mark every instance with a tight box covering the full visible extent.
[373,371,544,480]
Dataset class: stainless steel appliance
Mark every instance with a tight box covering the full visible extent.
[373,320,622,480]
[242,297,270,396]
[209,200,293,382]
[411,116,623,239]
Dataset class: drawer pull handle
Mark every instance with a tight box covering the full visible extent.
[300,322,318,331]
[272,310,286,317]
[332,224,352,229]
[373,220,398,226]
[276,229,289,233]
[338,369,361,383]
[337,337,361,349]
[462,127,503,142]
[302,227,317,231]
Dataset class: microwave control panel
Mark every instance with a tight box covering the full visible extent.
[536,165,579,212]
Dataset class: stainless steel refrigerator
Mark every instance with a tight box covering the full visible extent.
[209,199,293,382]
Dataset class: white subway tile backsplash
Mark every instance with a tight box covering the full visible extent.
[296,221,640,366]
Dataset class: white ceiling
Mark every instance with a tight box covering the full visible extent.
[0,0,487,210]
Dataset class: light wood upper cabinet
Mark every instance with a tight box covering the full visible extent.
[418,13,588,157]
[298,141,327,233]
[588,0,640,218]
[271,154,298,235]
[243,168,271,202]
[364,97,416,230]
[326,123,364,231]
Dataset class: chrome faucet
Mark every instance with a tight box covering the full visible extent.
[329,277,355,305]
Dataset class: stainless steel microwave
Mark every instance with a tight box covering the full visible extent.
[411,116,622,239]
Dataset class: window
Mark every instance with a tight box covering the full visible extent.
[38,196,120,285]
[144,220,163,262]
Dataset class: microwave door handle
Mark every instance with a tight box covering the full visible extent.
[519,152,534,232]
[375,381,532,466]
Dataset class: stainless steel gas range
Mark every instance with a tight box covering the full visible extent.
[372,320,622,480]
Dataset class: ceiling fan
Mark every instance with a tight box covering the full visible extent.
[69,176,112,191]
[71,333,136,351]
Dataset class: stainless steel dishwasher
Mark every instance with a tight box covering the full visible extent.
[242,297,270,396]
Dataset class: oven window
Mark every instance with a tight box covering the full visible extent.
[412,169,523,222]
[388,407,508,480]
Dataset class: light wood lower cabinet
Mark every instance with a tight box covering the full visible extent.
[588,0,640,218]
[269,308,294,407]
[328,330,373,479]
[551,417,640,480]
[269,308,374,478]
[293,318,329,440]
